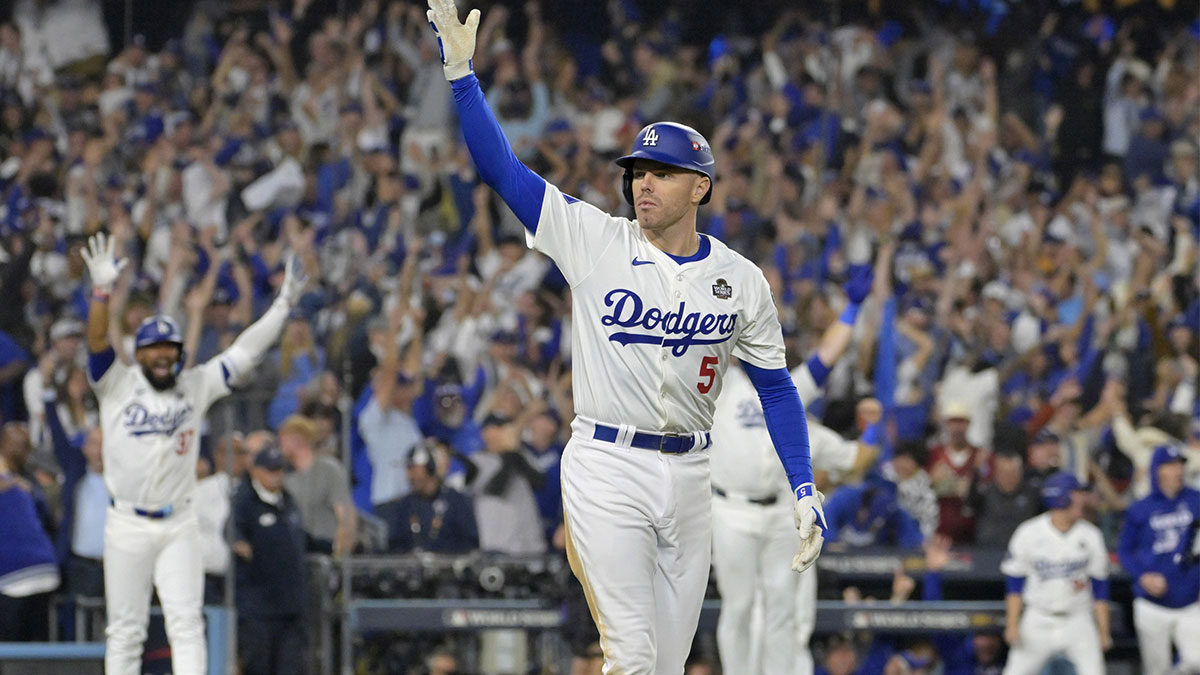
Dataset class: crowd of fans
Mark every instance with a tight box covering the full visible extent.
[0,0,1196,671]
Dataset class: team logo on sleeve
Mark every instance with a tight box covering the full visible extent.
[601,288,737,356]
[712,278,732,300]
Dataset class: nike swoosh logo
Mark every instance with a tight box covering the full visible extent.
[632,257,655,266]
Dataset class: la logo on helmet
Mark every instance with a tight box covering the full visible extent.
[642,127,659,146]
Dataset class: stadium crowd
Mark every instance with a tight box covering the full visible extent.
[0,0,1197,671]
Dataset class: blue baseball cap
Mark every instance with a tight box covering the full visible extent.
[253,446,286,471]
[1152,445,1187,466]
[1042,471,1088,510]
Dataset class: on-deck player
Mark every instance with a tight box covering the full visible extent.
[425,1,826,671]
[82,233,305,675]
[709,268,879,675]
[1117,445,1200,675]
[1000,471,1112,675]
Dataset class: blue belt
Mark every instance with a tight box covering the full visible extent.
[592,424,709,454]
[110,498,173,519]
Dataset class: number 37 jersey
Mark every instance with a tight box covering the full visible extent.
[529,182,787,433]
[91,357,231,507]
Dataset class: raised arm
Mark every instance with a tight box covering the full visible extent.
[81,233,129,381]
[427,0,547,232]
[371,305,406,410]
[811,265,873,378]
[212,256,306,386]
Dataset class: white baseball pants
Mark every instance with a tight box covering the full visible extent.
[795,560,816,675]
[561,424,712,675]
[104,504,206,675]
[1002,607,1103,675]
[1133,598,1200,675]
[710,493,804,675]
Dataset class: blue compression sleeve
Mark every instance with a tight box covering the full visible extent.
[450,74,547,233]
[805,353,832,388]
[88,347,116,382]
[741,361,815,489]
[1005,576,1025,594]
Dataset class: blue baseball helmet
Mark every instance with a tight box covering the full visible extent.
[1041,471,1086,510]
[135,315,185,374]
[135,315,183,350]
[615,122,715,206]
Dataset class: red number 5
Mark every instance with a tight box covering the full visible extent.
[697,356,719,394]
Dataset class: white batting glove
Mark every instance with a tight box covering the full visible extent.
[426,0,481,81]
[80,232,128,290]
[278,254,308,307]
[792,483,827,573]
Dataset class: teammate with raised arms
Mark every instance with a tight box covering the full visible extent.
[82,232,306,675]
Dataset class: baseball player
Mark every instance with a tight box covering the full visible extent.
[426,2,826,671]
[1117,445,1200,675]
[1000,471,1112,675]
[81,233,305,675]
[709,269,877,675]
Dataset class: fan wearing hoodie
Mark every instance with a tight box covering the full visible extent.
[1117,444,1200,675]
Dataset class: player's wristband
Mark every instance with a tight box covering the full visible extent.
[91,287,111,302]
[839,302,860,326]
[796,483,817,500]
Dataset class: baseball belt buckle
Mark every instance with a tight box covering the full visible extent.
[658,432,686,453]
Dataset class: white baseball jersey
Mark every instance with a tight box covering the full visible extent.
[710,364,856,497]
[90,357,231,507]
[529,182,785,433]
[1001,513,1109,615]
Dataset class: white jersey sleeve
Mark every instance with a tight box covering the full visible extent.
[529,182,624,287]
[791,363,821,408]
[731,268,786,370]
[808,421,858,482]
[1001,522,1032,579]
[186,358,233,412]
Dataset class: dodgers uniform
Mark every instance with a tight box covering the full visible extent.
[710,363,859,675]
[540,201,805,673]
[86,258,298,675]
[1117,445,1200,675]
[90,349,228,673]
[431,24,821,668]
[1000,510,1109,674]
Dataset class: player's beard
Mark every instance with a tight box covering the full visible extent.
[142,366,178,391]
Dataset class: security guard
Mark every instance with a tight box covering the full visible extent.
[232,446,308,675]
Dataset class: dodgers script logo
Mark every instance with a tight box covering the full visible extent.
[601,289,737,356]
[121,402,194,437]
[736,397,767,428]
[1032,556,1088,580]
